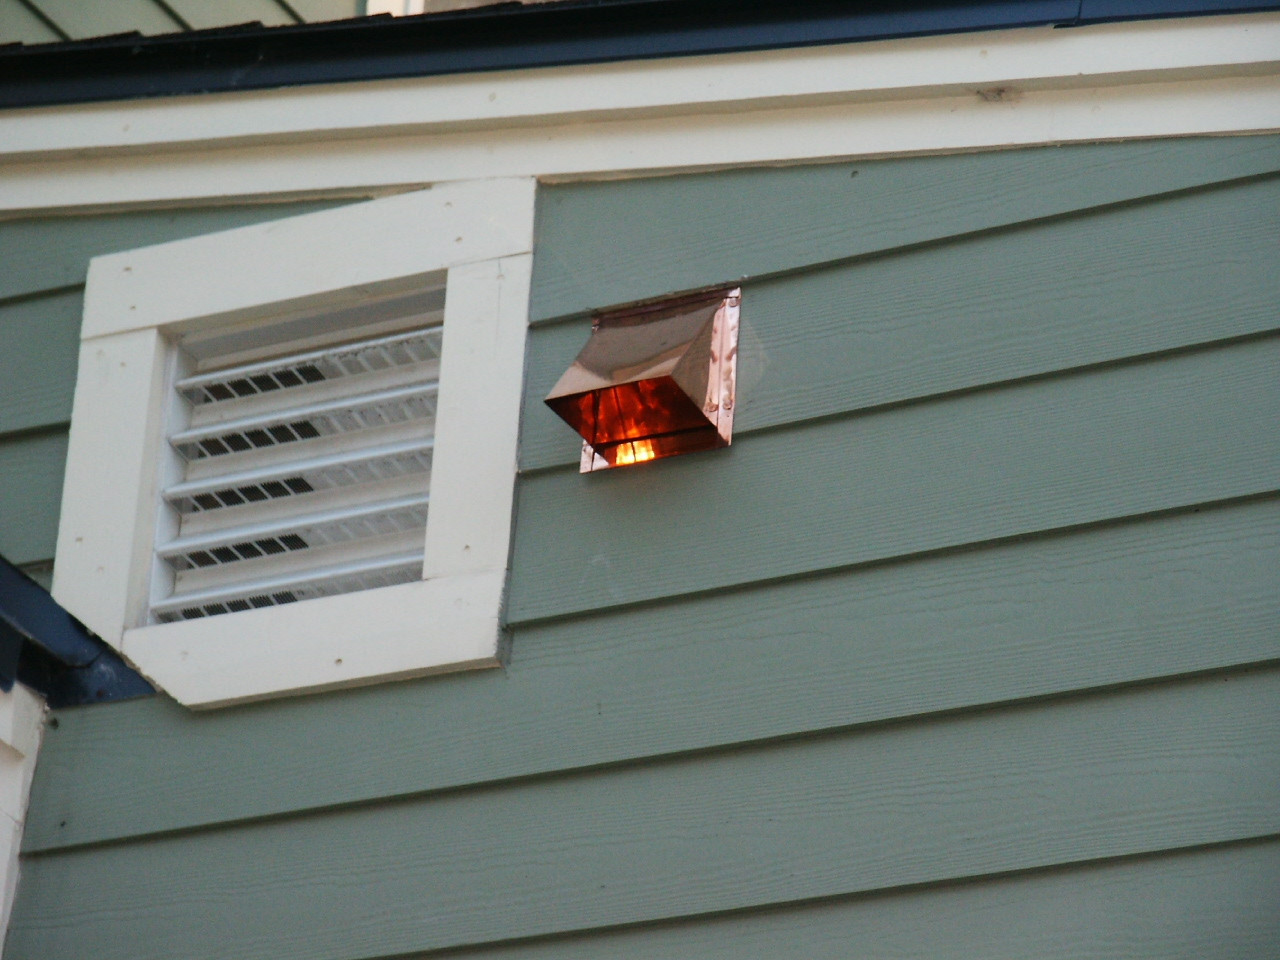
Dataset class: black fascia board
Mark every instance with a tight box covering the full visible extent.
[1,0,1278,110]
[0,555,153,709]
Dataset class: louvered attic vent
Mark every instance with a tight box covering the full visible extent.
[150,327,443,623]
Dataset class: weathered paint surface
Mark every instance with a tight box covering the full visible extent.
[7,138,1280,959]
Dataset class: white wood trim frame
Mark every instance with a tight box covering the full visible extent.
[53,179,537,708]
[0,684,44,944]
[0,13,1277,214]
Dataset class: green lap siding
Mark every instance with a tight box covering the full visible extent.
[11,669,1280,959]
[520,175,1280,470]
[9,136,1280,960]
[0,290,83,436]
[0,430,67,566]
[403,841,1280,960]
[528,134,1280,323]
[23,497,1280,850]
[511,337,1280,622]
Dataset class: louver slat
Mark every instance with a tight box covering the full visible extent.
[170,378,440,463]
[175,328,443,406]
[152,326,441,624]
[169,382,439,461]
[151,552,427,623]
[158,494,430,571]
[162,438,435,514]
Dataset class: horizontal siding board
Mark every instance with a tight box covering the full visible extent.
[521,175,1280,471]
[415,841,1280,960]
[0,289,83,435]
[529,134,1280,323]
[22,496,1280,851]
[0,200,348,303]
[10,670,1280,960]
[509,336,1280,623]
[0,429,67,566]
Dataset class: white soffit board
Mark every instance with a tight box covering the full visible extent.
[0,16,1277,212]
[1,13,1278,158]
[2,78,1278,215]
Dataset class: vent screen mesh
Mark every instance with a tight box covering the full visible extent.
[152,326,442,624]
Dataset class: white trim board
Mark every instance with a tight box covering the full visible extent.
[0,684,44,949]
[54,179,536,708]
[2,76,1277,215]
[1,13,1277,160]
[124,571,506,706]
[0,15,1277,213]
[82,178,536,339]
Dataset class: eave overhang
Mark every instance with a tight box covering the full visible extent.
[1,0,1279,109]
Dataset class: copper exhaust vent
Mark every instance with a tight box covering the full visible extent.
[545,288,740,472]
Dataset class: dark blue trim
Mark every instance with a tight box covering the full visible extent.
[0,0,1277,109]
[1080,0,1276,18]
[0,556,153,709]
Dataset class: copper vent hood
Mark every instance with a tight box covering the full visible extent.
[545,288,740,472]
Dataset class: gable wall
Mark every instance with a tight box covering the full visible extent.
[5,136,1280,958]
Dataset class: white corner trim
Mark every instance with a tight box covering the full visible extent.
[0,685,44,829]
[0,686,43,771]
[0,13,1276,161]
[0,685,45,952]
[54,179,537,708]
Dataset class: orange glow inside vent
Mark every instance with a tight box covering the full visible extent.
[544,289,740,472]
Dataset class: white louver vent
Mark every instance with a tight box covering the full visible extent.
[151,327,443,624]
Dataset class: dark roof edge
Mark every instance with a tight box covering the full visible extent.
[0,555,154,709]
[1,0,1277,111]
